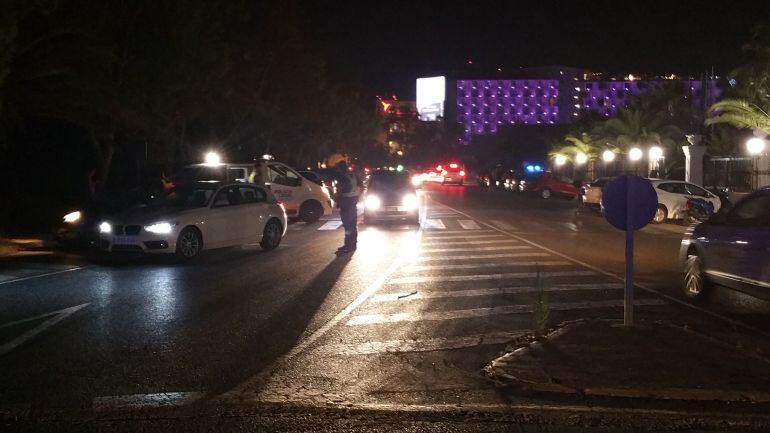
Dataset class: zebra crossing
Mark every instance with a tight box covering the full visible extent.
[304,213,669,358]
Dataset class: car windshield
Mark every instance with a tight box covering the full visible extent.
[368,172,412,191]
[159,184,218,208]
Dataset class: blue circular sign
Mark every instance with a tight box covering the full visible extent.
[602,175,658,231]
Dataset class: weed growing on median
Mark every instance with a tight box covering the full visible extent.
[532,267,550,338]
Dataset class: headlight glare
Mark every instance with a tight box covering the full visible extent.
[63,211,82,224]
[99,222,112,234]
[402,193,419,210]
[365,195,381,211]
[145,222,174,234]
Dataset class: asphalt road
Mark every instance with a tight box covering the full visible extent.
[2,183,770,427]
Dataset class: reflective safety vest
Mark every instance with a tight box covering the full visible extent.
[338,173,360,198]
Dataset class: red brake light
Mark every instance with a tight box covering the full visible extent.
[441,170,448,176]
[436,165,443,171]
[449,163,458,169]
[459,170,465,177]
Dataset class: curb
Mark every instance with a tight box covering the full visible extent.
[485,319,770,404]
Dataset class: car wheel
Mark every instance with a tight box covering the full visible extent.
[683,250,710,302]
[540,188,552,199]
[176,227,202,260]
[299,200,323,223]
[260,219,283,251]
[652,204,667,224]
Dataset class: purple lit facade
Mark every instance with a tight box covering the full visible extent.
[452,77,721,144]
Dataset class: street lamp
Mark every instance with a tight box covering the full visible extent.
[629,147,643,161]
[602,150,616,162]
[648,146,663,161]
[575,152,588,165]
[554,154,567,166]
[747,137,767,155]
[648,146,664,178]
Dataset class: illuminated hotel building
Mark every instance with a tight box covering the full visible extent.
[417,68,721,144]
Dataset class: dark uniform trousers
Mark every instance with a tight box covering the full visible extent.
[338,197,358,248]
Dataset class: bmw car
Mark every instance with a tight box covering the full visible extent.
[98,182,287,260]
[363,170,420,225]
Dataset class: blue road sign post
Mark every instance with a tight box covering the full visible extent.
[602,175,658,326]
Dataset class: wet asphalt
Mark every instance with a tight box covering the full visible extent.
[2,183,770,430]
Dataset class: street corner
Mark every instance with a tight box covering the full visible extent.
[484,318,770,408]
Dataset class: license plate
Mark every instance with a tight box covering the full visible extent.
[384,206,407,212]
[113,235,137,245]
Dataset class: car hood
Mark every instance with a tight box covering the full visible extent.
[112,205,200,225]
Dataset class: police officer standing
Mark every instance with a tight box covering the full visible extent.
[334,160,362,254]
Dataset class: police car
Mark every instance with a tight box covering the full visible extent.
[177,154,332,222]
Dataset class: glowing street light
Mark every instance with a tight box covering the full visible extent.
[629,147,643,161]
[396,150,404,156]
[648,146,664,161]
[602,150,616,162]
[204,151,221,165]
[747,137,767,155]
[575,152,588,165]
[554,154,567,166]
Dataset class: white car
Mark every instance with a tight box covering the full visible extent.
[649,180,721,224]
[581,177,613,210]
[98,182,287,259]
[180,161,332,222]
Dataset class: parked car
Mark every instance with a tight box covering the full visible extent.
[680,187,770,302]
[649,180,721,224]
[581,177,614,211]
[98,182,287,260]
[363,170,420,225]
[521,172,579,199]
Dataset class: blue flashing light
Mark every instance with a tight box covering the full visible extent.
[526,165,535,173]
[534,165,542,172]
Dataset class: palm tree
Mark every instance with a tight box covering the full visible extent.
[705,99,770,135]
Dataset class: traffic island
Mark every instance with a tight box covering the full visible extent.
[485,319,770,406]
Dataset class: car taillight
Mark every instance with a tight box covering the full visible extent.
[459,170,465,177]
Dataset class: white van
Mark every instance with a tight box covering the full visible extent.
[180,161,333,222]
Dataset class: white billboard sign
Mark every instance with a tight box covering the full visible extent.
[416,76,445,121]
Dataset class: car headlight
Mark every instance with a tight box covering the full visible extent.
[99,222,112,234]
[144,222,175,234]
[365,195,381,211]
[402,193,419,210]
[411,175,422,186]
[63,211,82,224]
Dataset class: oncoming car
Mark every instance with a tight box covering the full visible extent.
[363,170,420,225]
[98,182,287,260]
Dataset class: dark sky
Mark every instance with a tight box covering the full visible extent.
[309,0,770,98]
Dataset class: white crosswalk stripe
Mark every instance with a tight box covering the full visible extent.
[417,234,504,240]
[347,299,667,325]
[457,219,481,230]
[424,230,494,235]
[419,245,533,253]
[422,219,446,229]
[371,283,625,303]
[315,331,530,356]
[421,239,519,246]
[401,261,572,273]
[415,252,549,261]
[318,221,343,230]
[389,270,597,285]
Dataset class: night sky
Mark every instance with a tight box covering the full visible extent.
[310,0,770,98]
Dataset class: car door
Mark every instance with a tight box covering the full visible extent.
[715,193,770,296]
[207,186,248,247]
[656,182,689,218]
[236,185,270,242]
[685,183,721,213]
[266,164,302,214]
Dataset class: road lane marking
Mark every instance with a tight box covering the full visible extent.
[424,230,494,235]
[419,234,504,240]
[458,219,481,230]
[433,200,770,341]
[316,331,530,356]
[0,303,89,356]
[415,252,548,261]
[318,221,343,230]
[490,220,517,231]
[419,245,532,253]
[421,239,519,246]
[347,299,667,325]
[92,392,205,411]
[389,270,596,285]
[0,266,84,286]
[401,261,572,273]
[423,219,446,229]
[372,283,625,302]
